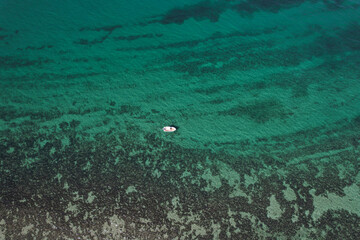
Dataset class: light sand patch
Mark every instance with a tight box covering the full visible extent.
[239,211,271,238]
[38,139,48,148]
[148,223,167,234]
[21,157,38,168]
[211,221,221,239]
[86,191,96,203]
[70,222,79,235]
[294,226,315,239]
[171,196,180,208]
[267,195,284,220]
[61,136,70,148]
[218,161,240,186]
[311,183,360,221]
[45,212,53,224]
[215,161,250,200]
[337,163,354,180]
[72,191,82,201]
[228,214,241,237]
[53,173,62,183]
[191,224,207,237]
[50,146,56,155]
[181,169,191,179]
[292,204,299,223]
[229,185,249,199]
[102,215,126,237]
[283,183,297,201]
[82,161,92,171]
[65,202,78,214]
[0,219,5,240]
[244,172,258,188]
[139,218,151,224]
[201,169,222,192]
[167,211,181,223]
[21,223,34,235]
[315,165,324,178]
[229,217,236,228]
[126,186,137,194]
[89,229,99,240]
[167,198,199,227]
[152,169,161,178]
[6,147,14,154]
[167,208,197,225]
[83,212,88,220]
[42,230,51,238]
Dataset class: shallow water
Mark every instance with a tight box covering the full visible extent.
[1,0,360,239]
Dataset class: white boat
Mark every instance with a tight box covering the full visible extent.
[163,126,176,132]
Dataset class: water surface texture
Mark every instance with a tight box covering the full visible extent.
[1,0,360,239]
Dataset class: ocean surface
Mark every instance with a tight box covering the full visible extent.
[1,0,360,239]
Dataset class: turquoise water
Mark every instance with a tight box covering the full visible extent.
[1,0,360,238]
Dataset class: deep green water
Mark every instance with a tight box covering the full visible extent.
[1,0,360,239]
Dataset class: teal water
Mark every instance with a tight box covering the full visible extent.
[1,0,360,239]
